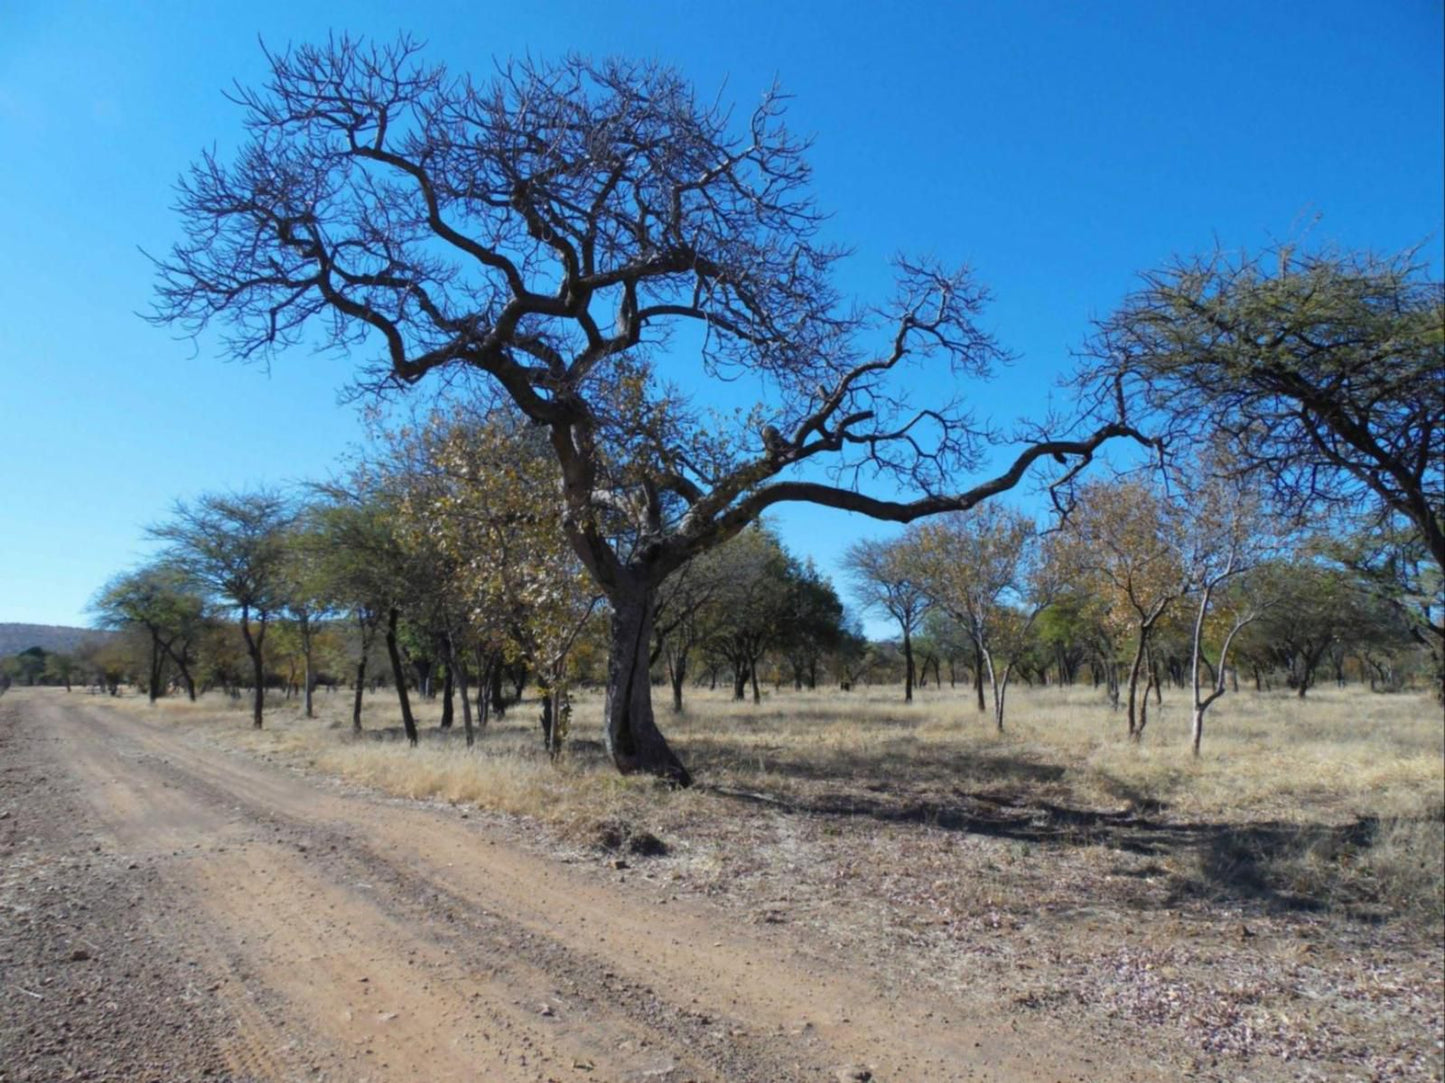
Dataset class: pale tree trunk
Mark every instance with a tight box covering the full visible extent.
[1190,587,1256,757]
[605,588,691,787]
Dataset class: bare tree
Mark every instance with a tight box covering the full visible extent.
[913,506,1053,730]
[150,37,1149,783]
[1173,458,1279,754]
[844,535,930,702]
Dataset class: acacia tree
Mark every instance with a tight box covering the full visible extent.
[1090,245,1444,602]
[91,562,210,703]
[653,546,732,713]
[706,525,797,703]
[151,492,293,727]
[150,37,1147,783]
[844,534,931,702]
[310,490,393,731]
[779,558,847,691]
[277,509,338,719]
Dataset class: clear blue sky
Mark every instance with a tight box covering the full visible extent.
[1,0,1441,631]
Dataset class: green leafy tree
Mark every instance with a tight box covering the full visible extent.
[151,492,293,726]
[1092,244,1443,589]
[91,563,210,703]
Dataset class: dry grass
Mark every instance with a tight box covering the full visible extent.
[91,678,1443,1078]
[104,678,1443,919]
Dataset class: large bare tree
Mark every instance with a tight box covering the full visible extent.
[150,37,1146,783]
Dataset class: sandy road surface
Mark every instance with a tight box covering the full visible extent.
[1,690,1145,1082]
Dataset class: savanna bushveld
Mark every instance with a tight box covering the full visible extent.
[4,33,1442,1083]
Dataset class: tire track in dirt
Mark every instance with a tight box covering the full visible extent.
[34,692,1148,1081]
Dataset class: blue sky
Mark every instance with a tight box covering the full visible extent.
[1,0,1441,631]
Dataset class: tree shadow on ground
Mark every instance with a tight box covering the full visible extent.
[688,743,1399,917]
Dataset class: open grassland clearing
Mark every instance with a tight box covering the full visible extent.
[95,680,1445,1080]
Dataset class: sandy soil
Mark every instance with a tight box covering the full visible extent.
[0,689,1155,1082]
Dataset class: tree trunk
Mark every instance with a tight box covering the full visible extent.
[489,665,507,718]
[148,632,163,705]
[992,660,1014,733]
[1137,643,1155,740]
[668,647,688,713]
[1126,631,1148,738]
[902,628,914,703]
[539,688,555,753]
[451,637,474,748]
[973,643,986,712]
[750,658,761,705]
[604,589,691,786]
[439,665,454,729]
[239,607,266,729]
[352,658,366,732]
[303,658,314,718]
[385,607,418,746]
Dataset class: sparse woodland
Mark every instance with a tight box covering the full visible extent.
[8,34,1426,785]
[3,27,1441,1083]
[4,23,1434,948]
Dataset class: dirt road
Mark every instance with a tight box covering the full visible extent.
[1,689,1143,1082]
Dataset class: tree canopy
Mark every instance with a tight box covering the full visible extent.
[149,36,1148,782]
[1089,245,1444,573]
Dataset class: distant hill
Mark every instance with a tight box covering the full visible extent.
[0,624,109,656]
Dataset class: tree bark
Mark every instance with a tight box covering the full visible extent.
[667,646,688,713]
[439,666,454,730]
[604,589,691,787]
[147,632,164,705]
[385,606,418,746]
[451,636,474,747]
[1125,631,1148,738]
[352,658,366,732]
[902,628,915,703]
[239,606,266,728]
